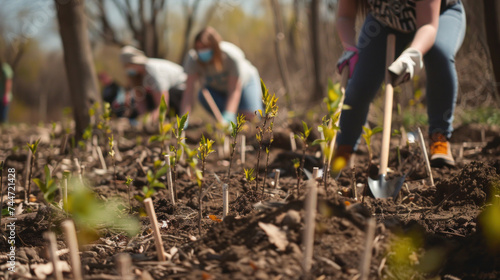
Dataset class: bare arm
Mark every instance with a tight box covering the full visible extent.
[225,76,242,114]
[5,79,12,96]
[410,0,441,55]
[180,73,199,116]
[336,0,358,49]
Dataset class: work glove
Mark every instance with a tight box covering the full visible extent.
[337,46,359,78]
[388,48,423,86]
[222,111,237,126]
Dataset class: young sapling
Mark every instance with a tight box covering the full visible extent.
[227,114,246,179]
[362,126,383,163]
[244,168,256,184]
[125,176,133,213]
[26,139,41,203]
[197,135,215,236]
[33,165,59,208]
[149,96,172,155]
[108,135,117,191]
[255,79,278,194]
[170,113,188,200]
[295,121,312,196]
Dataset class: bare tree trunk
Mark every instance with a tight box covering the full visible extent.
[55,0,100,140]
[270,0,294,109]
[483,0,500,103]
[180,0,202,62]
[309,0,325,100]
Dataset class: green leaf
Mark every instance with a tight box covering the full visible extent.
[151,182,166,189]
[155,165,168,178]
[372,127,383,134]
[134,195,145,202]
[362,126,371,137]
[312,139,327,146]
[32,178,45,192]
[149,135,160,143]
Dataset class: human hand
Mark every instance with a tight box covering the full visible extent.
[388,48,423,86]
[337,46,358,78]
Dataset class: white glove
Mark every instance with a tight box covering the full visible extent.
[388,48,423,86]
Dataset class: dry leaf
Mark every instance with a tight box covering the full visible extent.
[258,222,289,251]
[209,215,222,223]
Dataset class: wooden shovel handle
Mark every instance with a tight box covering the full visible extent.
[379,34,396,176]
[201,88,224,124]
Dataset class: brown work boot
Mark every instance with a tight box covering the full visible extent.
[430,133,455,167]
[330,145,353,177]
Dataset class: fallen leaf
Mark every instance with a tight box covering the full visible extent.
[209,215,222,223]
[258,222,289,251]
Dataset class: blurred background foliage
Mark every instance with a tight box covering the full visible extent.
[0,0,498,126]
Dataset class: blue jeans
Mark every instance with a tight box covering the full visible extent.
[0,102,9,123]
[198,71,263,117]
[338,1,466,150]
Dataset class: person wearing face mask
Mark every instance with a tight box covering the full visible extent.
[181,26,263,127]
[120,46,186,121]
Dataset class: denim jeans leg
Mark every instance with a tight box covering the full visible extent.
[424,2,466,138]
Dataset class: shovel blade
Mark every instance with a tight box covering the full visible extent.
[367,174,406,199]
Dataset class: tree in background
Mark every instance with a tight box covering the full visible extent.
[483,0,500,103]
[56,0,100,139]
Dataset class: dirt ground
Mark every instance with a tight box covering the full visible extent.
[0,120,499,280]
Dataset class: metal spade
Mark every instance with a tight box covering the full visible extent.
[367,34,406,199]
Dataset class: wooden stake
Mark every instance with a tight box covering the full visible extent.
[113,140,122,162]
[223,137,230,157]
[62,220,82,280]
[359,218,376,280]
[116,254,133,280]
[63,170,70,209]
[302,180,318,273]
[72,158,83,184]
[417,128,435,186]
[96,146,107,171]
[274,169,281,188]
[222,183,228,220]
[290,132,297,152]
[312,167,319,181]
[164,155,176,206]
[44,231,64,280]
[60,134,68,155]
[240,135,246,164]
[143,198,166,261]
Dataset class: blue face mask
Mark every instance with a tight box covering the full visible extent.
[126,68,138,77]
[197,49,214,63]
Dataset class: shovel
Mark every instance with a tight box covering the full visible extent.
[367,34,406,199]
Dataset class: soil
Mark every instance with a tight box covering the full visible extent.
[1,121,500,280]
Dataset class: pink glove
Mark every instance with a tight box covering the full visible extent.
[337,46,358,78]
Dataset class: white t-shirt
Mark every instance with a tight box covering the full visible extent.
[183,41,258,93]
[143,58,186,92]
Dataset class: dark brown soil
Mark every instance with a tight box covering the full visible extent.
[1,122,500,279]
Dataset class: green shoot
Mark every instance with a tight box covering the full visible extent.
[295,121,312,196]
[26,138,41,203]
[108,135,117,191]
[169,113,188,200]
[244,168,256,183]
[197,134,215,236]
[149,96,172,154]
[125,176,133,213]
[362,126,383,162]
[32,165,59,208]
[255,79,278,194]
[227,114,246,179]
[292,158,301,193]
[134,160,167,205]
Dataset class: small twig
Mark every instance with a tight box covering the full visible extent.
[116,254,133,280]
[359,218,376,280]
[302,180,318,273]
[240,135,246,164]
[289,132,296,151]
[222,183,228,220]
[417,127,434,186]
[165,155,176,206]
[274,169,281,188]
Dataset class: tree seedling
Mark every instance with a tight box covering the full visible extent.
[170,113,188,200]
[295,121,312,196]
[197,135,215,236]
[255,79,278,194]
[108,135,117,191]
[244,168,256,183]
[134,160,168,206]
[227,114,246,179]
[125,177,134,213]
[164,154,176,206]
[149,96,172,155]
[33,165,60,209]
[26,138,41,203]
[62,170,70,211]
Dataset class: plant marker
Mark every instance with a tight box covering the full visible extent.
[274,169,281,188]
[290,132,297,152]
[312,167,319,181]
[73,158,84,184]
[222,183,229,220]
[62,220,82,280]
[44,231,64,280]
[113,140,122,162]
[116,254,133,280]
[143,198,166,261]
[417,128,435,186]
[302,180,318,273]
[91,135,99,160]
[164,154,176,206]
[359,218,376,280]
[240,135,246,164]
[224,137,230,157]
[96,146,107,171]
[63,170,70,209]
